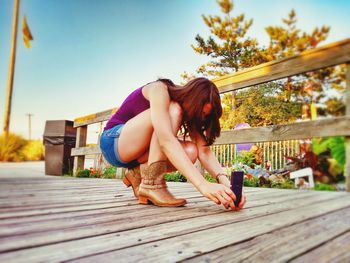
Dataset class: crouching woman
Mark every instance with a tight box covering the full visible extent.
[100,77,246,210]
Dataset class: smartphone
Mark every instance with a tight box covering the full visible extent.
[231,171,244,207]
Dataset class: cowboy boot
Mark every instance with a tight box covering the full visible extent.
[122,166,141,198]
[123,162,176,198]
[138,161,187,207]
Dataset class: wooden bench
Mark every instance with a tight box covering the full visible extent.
[71,38,350,191]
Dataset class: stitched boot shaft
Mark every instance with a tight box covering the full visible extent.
[138,161,187,207]
[140,161,167,189]
[122,166,142,198]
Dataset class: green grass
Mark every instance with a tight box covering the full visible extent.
[313,182,337,191]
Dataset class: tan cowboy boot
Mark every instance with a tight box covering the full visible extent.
[123,162,176,198]
[122,166,141,198]
[138,161,187,207]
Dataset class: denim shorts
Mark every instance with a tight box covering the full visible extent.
[100,124,139,168]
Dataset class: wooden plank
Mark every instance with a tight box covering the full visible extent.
[0,197,209,227]
[0,189,310,237]
[346,63,350,192]
[0,191,340,261]
[291,231,350,263]
[71,146,101,156]
[65,197,350,262]
[32,195,350,263]
[213,38,350,93]
[0,183,292,207]
[185,207,350,263]
[73,108,118,128]
[0,197,212,238]
[0,190,302,227]
[0,184,197,200]
[214,116,350,144]
[73,126,87,175]
[0,188,261,219]
[0,190,202,213]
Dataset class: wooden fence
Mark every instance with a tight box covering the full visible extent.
[71,38,350,191]
[211,140,300,171]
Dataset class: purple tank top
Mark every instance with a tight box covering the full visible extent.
[104,86,150,131]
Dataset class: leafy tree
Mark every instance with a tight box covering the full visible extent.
[183,0,346,129]
[182,0,267,81]
[264,9,345,114]
[221,83,301,129]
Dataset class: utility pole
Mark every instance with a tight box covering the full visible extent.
[26,113,33,140]
[3,0,20,137]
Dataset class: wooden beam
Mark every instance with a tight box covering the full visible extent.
[72,126,87,176]
[74,108,118,128]
[71,146,101,156]
[214,116,350,145]
[213,38,350,93]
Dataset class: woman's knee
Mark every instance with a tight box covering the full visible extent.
[183,141,198,163]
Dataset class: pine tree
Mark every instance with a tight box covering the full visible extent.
[181,0,267,82]
[183,0,346,129]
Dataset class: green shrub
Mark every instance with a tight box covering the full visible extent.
[20,140,44,161]
[271,179,295,189]
[243,176,259,187]
[75,166,116,179]
[312,136,345,171]
[89,167,104,178]
[0,133,27,161]
[165,171,220,183]
[235,150,255,166]
[314,182,337,191]
[76,169,91,178]
[165,171,187,182]
[103,166,116,179]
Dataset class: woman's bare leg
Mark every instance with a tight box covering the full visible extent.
[147,102,183,164]
[117,109,153,163]
[118,102,197,165]
[137,140,198,167]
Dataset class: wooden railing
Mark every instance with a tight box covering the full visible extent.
[71,38,350,191]
[71,108,118,173]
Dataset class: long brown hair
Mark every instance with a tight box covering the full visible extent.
[158,77,222,145]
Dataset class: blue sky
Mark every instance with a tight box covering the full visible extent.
[0,0,349,141]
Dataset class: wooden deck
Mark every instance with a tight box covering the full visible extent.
[0,175,349,263]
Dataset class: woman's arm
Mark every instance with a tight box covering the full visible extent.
[190,129,247,211]
[189,129,231,187]
[147,82,207,190]
[146,82,236,209]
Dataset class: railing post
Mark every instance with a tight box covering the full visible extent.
[345,63,350,192]
[73,125,87,176]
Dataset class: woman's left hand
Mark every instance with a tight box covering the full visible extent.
[218,176,246,211]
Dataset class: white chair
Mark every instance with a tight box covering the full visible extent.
[289,167,315,188]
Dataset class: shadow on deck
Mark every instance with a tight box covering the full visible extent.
[0,175,349,262]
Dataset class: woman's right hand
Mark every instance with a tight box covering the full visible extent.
[198,181,237,210]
